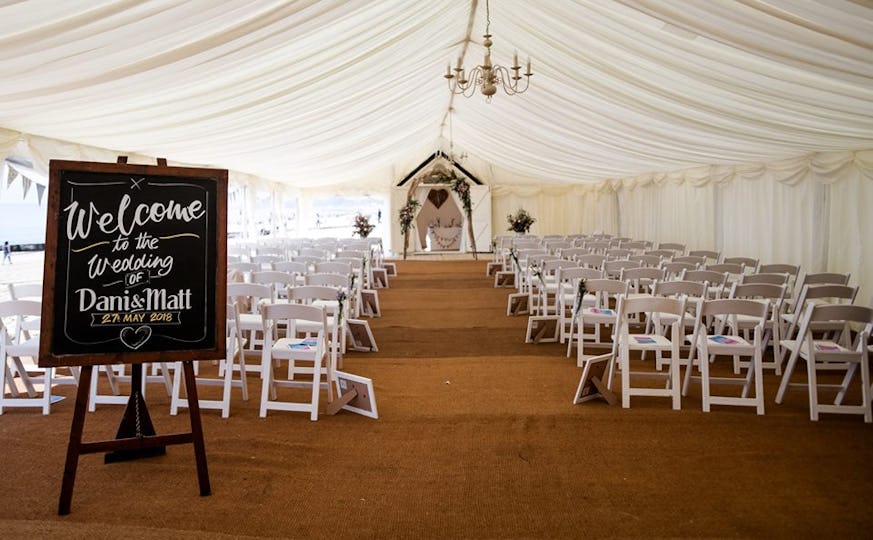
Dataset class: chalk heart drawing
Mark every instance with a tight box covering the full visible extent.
[120,325,152,350]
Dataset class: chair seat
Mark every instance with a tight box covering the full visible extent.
[702,334,755,354]
[625,334,673,351]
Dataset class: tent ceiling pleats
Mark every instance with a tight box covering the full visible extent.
[0,0,871,189]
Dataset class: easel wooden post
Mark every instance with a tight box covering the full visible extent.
[58,361,211,515]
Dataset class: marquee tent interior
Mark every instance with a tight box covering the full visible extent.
[0,0,871,297]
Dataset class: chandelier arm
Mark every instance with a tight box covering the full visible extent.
[491,66,529,95]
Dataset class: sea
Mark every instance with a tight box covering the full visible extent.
[0,203,47,246]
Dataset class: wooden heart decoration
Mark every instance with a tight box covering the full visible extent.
[428,189,449,209]
[120,325,152,350]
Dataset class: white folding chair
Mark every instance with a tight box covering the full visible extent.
[259,303,331,420]
[776,303,873,422]
[0,300,63,414]
[566,278,628,358]
[610,295,687,410]
[683,298,769,414]
[170,303,249,418]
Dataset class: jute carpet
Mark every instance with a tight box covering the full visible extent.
[2,259,872,538]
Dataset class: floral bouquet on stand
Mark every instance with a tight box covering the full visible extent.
[450,174,478,259]
[353,213,375,238]
[507,208,536,234]
[398,198,421,259]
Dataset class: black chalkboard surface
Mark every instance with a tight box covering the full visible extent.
[40,160,227,367]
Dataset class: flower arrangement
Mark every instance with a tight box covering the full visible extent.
[398,198,420,235]
[398,197,422,259]
[507,208,536,234]
[450,174,472,215]
[450,174,478,259]
[353,213,375,238]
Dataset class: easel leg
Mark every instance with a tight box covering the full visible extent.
[59,365,93,516]
[182,360,211,496]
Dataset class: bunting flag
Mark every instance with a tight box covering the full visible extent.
[36,183,46,206]
[6,167,17,188]
[22,177,32,199]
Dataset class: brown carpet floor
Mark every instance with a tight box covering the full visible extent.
[2,259,873,538]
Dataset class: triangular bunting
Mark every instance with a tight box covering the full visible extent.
[7,167,18,187]
[22,177,32,199]
[36,183,47,206]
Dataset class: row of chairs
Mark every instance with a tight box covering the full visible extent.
[570,291,873,422]
[1,269,376,420]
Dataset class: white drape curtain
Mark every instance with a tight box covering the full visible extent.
[491,150,873,303]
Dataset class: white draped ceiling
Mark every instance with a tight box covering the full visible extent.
[1,0,871,190]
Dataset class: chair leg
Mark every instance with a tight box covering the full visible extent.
[259,352,273,418]
[861,360,872,424]
[754,351,765,415]
[775,350,799,404]
[42,366,53,415]
[170,362,182,416]
[309,357,321,422]
[806,358,819,422]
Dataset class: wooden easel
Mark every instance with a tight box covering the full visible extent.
[59,361,210,515]
[42,156,227,515]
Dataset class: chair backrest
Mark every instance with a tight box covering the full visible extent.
[261,302,328,340]
[628,254,662,268]
[798,271,851,288]
[559,266,603,283]
[228,262,259,275]
[252,254,282,269]
[7,282,43,301]
[797,283,858,305]
[652,279,707,299]
[619,267,665,293]
[582,278,630,299]
[681,269,728,289]
[728,283,787,321]
[740,272,789,286]
[305,273,349,288]
[315,261,352,276]
[252,270,297,300]
[576,253,607,270]
[541,258,578,276]
[644,249,675,259]
[698,297,770,321]
[657,242,686,255]
[794,303,873,356]
[273,260,308,275]
[583,240,611,254]
[759,263,800,279]
[705,262,745,276]
[688,249,722,263]
[672,256,706,267]
[620,240,650,252]
[227,282,273,314]
[606,248,632,260]
[722,257,759,273]
[287,285,341,304]
[0,299,43,343]
[558,247,588,261]
[661,261,700,280]
[616,295,687,333]
[603,259,641,279]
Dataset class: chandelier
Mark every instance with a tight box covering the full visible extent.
[444,0,532,102]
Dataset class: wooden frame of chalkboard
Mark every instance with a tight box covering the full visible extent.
[40,159,227,367]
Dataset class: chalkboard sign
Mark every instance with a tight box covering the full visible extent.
[40,159,227,367]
